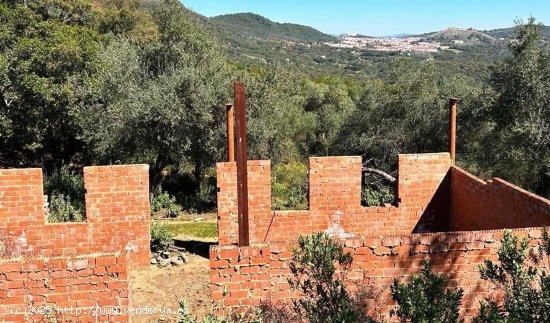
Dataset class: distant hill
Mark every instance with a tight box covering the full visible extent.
[484,25,550,39]
[193,10,544,81]
[419,28,500,46]
[210,13,335,43]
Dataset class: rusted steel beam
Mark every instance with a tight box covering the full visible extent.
[449,97,459,165]
[226,104,235,162]
[234,82,249,246]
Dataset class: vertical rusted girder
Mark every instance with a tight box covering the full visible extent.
[234,82,249,246]
[449,97,459,165]
[226,104,235,162]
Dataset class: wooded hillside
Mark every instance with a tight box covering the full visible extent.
[0,1,548,214]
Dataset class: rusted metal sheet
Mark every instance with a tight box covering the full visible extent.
[449,97,459,165]
[234,82,249,246]
[226,104,235,162]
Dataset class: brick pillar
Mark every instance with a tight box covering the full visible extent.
[84,165,150,266]
[0,168,45,240]
[309,156,362,212]
[216,160,271,244]
[397,153,451,232]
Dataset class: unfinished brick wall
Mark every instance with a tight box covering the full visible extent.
[212,151,550,320]
[210,228,543,320]
[0,252,129,322]
[0,165,150,266]
[216,153,452,244]
[450,166,550,231]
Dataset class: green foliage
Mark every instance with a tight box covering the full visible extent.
[339,58,478,167]
[47,193,85,223]
[0,0,105,166]
[1,0,548,214]
[482,18,550,197]
[211,13,335,43]
[76,0,230,204]
[362,185,393,207]
[150,186,182,217]
[390,260,464,323]
[44,167,85,222]
[150,221,174,252]
[271,162,308,210]
[474,229,550,323]
[243,68,316,162]
[289,233,376,323]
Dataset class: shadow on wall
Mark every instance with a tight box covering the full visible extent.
[412,170,451,233]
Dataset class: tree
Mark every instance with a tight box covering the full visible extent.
[242,67,315,163]
[76,0,230,193]
[485,18,550,197]
[0,0,103,167]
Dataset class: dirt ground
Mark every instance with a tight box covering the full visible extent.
[129,253,211,322]
[129,214,217,322]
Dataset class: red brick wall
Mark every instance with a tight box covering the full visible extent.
[216,153,452,244]
[216,161,272,244]
[398,153,452,232]
[450,167,550,231]
[0,165,150,267]
[0,253,129,322]
[210,228,541,320]
[308,156,362,212]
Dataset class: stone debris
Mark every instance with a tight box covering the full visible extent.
[151,248,189,267]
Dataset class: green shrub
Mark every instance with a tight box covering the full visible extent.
[289,233,376,323]
[390,259,464,323]
[47,193,85,223]
[271,162,308,210]
[151,186,182,218]
[362,185,394,207]
[473,229,550,323]
[44,166,85,222]
[150,221,175,252]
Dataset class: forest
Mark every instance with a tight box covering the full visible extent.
[0,0,549,219]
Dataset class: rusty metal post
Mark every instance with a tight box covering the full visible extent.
[234,82,249,246]
[226,104,235,162]
[449,97,458,165]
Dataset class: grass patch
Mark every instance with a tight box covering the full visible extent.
[159,221,218,239]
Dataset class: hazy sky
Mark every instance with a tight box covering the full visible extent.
[181,0,550,36]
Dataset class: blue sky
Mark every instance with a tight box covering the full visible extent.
[181,0,550,37]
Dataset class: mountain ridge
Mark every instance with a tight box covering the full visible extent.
[210,12,336,43]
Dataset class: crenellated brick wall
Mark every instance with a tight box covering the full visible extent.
[450,166,550,231]
[216,153,452,244]
[210,228,543,320]
[0,253,130,322]
[0,164,151,323]
[0,165,151,266]
[212,152,550,321]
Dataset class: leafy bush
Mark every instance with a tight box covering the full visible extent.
[390,259,464,323]
[289,233,376,323]
[150,221,175,252]
[473,229,550,323]
[362,185,394,207]
[44,166,85,222]
[151,186,182,218]
[272,162,308,210]
[47,193,85,223]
